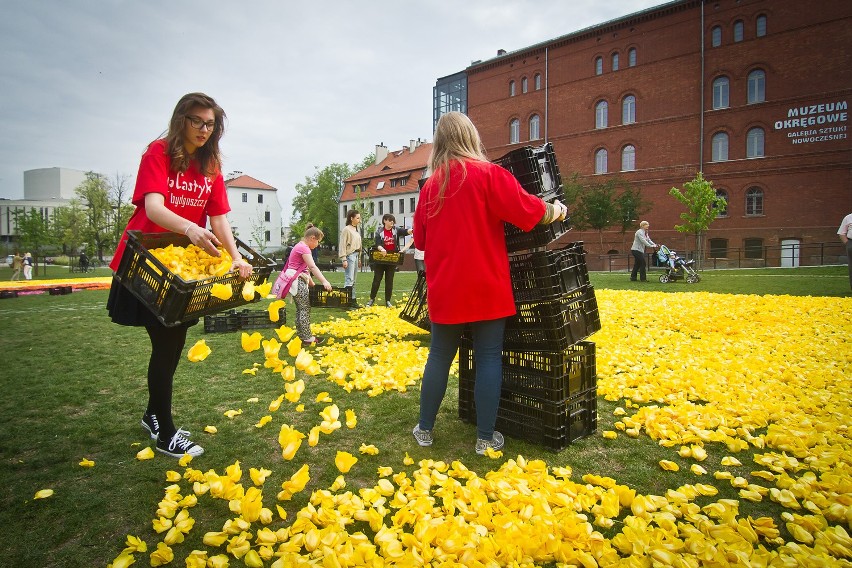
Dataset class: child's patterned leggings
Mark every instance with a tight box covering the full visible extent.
[293,279,312,341]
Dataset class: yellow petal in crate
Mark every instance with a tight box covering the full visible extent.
[187,340,211,362]
[210,282,233,300]
[241,281,256,301]
[241,332,262,352]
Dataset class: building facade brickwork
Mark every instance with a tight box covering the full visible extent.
[462,0,851,267]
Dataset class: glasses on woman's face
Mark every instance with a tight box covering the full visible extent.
[186,115,216,132]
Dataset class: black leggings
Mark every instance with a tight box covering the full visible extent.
[631,250,648,281]
[144,323,189,438]
[370,264,396,302]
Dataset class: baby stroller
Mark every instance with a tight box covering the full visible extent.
[657,245,700,283]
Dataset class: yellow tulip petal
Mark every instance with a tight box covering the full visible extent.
[34,489,54,499]
[204,425,218,434]
[136,447,155,460]
[210,282,233,300]
[241,281,256,301]
[268,300,286,322]
[659,460,679,472]
[241,332,263,353]
[335,451,358,473]
[79,458,95,468]
[186,339,212,362]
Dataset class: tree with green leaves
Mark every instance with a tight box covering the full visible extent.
[613,182,651,248]
[75,172,113,261]
[669,172,726,267]
[51,201,87,256]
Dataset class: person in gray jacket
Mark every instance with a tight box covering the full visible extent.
[630,220,658,282]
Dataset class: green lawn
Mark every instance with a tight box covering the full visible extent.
[0,265,848,567]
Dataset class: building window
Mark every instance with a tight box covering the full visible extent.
[744,238,764,259]
[747,69,765,103]
[715,189,728,217]
[595,56,603,75]
[712,132,729,161]
[711,25,722,47]
[264,211,271,222]
[264,230,271,243]
[621,145,636,171]
[756,15,767,37]
[529,114,541,140]
[746,187,764,215]
[612,52,619,71]
[242,193,248,203]
[595,101,608,129]
[379,201,383,215]
[709,238,728,258]
[509,119,520,144]
[712,76,729,109]
[733,20,744,42]
[747,127,765,158]
[534,73,541,90]
[410,197,415,212]
[258,194,263,204]
[389,200,393,214]
[622,95,636,124]
[390,176,409,188]
[509,80,515,97]
[370,202,375,216]
[628,48,637,67]
[342,204,347,216]
[521,77,528,93]
[595,149,608,174]
[399,199,404,214]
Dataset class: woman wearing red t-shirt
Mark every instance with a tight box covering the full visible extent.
[412,112,567,455]
[366,214,412,307]
[107,93,252,458]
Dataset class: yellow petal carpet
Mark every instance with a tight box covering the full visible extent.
[105,292,851,567]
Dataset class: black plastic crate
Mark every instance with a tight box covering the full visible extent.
[493,143,563,200]
[498,285,600,351]
[504,215,570,254]
[399,271,431,332]
[509,241,590,302]
[309,286,351,308]
[48,286,73,296]
[114,231,274,327]
[369,248,405,266]
[0,290,19,299]
[459,382,598,451]
[203,307,286,333]
[459,340,596,401]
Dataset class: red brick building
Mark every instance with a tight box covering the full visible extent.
[457,0,851,268]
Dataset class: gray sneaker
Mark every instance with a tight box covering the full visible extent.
[412,425,433,447]
[366,299,374,307]
[475,431,505,455]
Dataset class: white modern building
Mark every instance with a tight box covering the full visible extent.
[0,167,86,242]
[224,173,283,253]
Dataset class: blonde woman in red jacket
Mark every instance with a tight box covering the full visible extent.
[412,112,566,455]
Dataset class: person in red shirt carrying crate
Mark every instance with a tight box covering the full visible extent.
[412,112,567,455]
[366,214,412,308]
[107,93,253,459]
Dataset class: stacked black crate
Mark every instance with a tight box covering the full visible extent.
[458,143,601,451]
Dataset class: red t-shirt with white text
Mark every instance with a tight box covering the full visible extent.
[110,139,230,271]
[382,229,396,252]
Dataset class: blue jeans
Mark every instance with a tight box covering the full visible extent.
[343,251,359,293]
[419,317,506,440]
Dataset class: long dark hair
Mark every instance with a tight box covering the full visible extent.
[165,92,226,177]
[345,209,360,226]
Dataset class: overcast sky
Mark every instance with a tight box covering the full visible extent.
[0,0,661,219]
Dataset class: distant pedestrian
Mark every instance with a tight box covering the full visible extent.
[339,209,362,307]
[10,252,22,281]
[22,252,33,280]
[838,212,852,290]
[79,251,90,273]
[630,221,658,282]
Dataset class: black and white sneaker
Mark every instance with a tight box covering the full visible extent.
[141,413,160,440]
[156,429,204,458]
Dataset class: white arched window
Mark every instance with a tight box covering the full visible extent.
[746,187,764,215]
[509,81,515,97]
[529,115,541,141]
[595,57,603,75]
[628,48,637,67]
[621,145,636,171]
[748,70,766,103]
[595,100,608,128]
[622,95,636,124]
[509,119,520,144]
[712,77,729,109]
[747,127,765,158]
[612,52,620,71]
[734,20,744,42]
[595,149,608,174]
[534,73,541,90]
[756,15,767,37]
[521,77,528,94]
[711,25,722,47]
[712,132,729,161]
